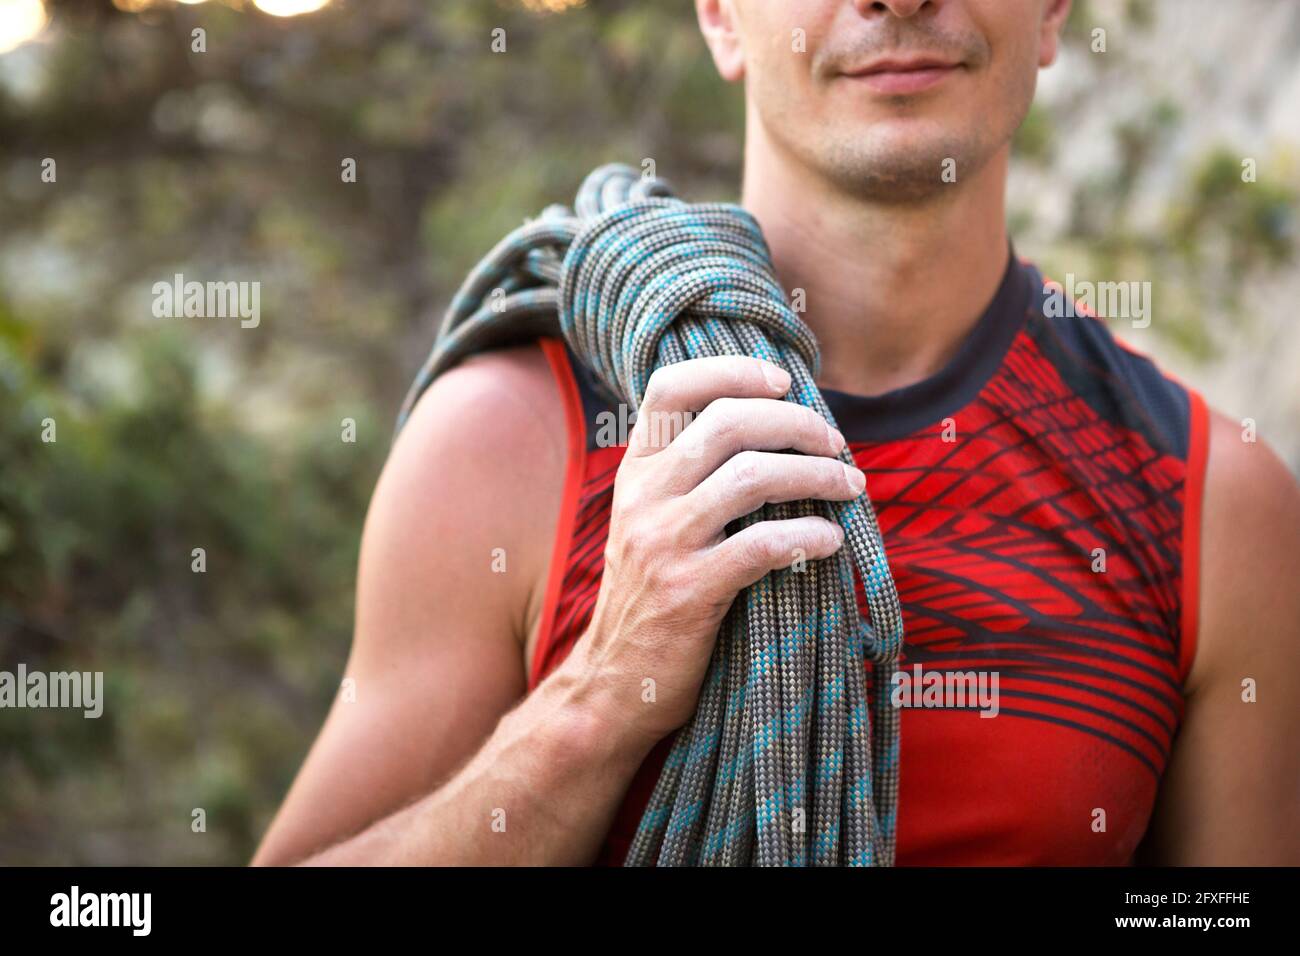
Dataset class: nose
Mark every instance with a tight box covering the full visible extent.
[852,0,934,16]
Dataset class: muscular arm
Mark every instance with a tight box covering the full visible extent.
[1143,411,1300,864]
[252,349,850,865]
[252,345,650,865]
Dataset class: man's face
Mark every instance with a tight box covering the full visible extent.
[711,0,1069,202]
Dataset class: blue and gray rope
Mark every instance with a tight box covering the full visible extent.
[396,164,904,866]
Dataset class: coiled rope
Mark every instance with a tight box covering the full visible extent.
[396,164,904,866]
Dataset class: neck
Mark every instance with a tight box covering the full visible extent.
[741,120,1011,397]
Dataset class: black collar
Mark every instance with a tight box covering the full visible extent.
[822,248,1037,444]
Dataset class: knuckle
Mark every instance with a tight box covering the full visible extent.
[741,530,779,568]
[709,395,739,417]
[706,398,742,439]
[641,368,671,409]
[784,529,813,563]
[821,457,848,494]
[620,517,657,555]
[817,520,844,553]
[612,470,646,512]
[614,492,643,522]
[662,505,695,546]
[658,559,693,597]
[643,550,695,607]
[729,450,763,493]
[724,358,754,395]
[802,406,829,441]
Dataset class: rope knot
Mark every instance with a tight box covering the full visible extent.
[558,165,819,407]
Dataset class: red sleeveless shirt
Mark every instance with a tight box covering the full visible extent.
[530,255,1209,866]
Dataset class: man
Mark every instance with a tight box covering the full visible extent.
[253,0,1299,865]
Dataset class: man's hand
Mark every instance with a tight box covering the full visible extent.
[557,355,864,747]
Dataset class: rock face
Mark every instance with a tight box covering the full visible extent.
[1010,0,1300,472]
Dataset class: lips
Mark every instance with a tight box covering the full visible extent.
[842,56,962,95]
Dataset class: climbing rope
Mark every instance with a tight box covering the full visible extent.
[396,164,904,866]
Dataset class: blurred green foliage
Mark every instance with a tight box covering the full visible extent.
[0,319,382,862]
[1,0,743,865]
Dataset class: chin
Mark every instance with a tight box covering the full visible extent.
[816,123,971,198]
[827,161,963,202]
[854,114,964,154]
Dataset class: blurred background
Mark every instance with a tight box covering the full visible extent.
[0,0,1295,864]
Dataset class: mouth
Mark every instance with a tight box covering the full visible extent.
[840,55,963,95]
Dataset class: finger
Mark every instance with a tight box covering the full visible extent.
[681,452,865,544]
[660,397,845,492]
[707,515,845,594]
[629,356,791,457]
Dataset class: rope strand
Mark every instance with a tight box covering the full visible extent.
[396,164,904,866]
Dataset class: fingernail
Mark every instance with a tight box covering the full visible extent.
[762,363,791,394]
[843,463,866,494]
[827,424,846,455]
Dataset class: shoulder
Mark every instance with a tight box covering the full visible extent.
[1021,269,1192,460]
[361,341,572,648]
[1189,408,1300,692]
[393,341,567,475]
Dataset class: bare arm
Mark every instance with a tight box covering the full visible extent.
[1143,411,1300,864]
[294,660,655,865]
[253,350,859,864]
[251,345,608,864]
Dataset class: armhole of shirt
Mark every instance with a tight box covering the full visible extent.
[1179,387,1211,687]
[531,337,587,691]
